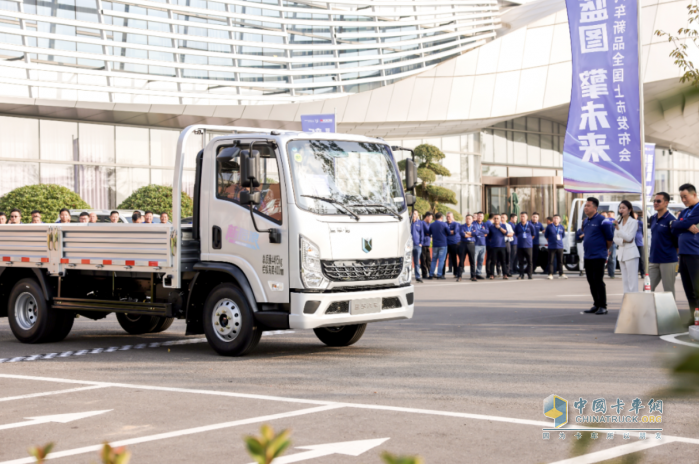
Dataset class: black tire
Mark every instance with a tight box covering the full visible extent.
[7,278,61,343]
[314,324,367,347]
[202,283,261,356]
[564,261,579,272]
[116,313,160,335]
[150,317,175,333]
[49,311,75,342]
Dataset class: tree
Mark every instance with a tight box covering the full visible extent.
[655,2,699,86]
[0,184,90,223]
[117,185,193,218]
[398,144,463,221]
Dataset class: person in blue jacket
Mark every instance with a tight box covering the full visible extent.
[429,212,450,279]
[482,214,508,279]
[420,212,433,279]
[410,210,425,283]
[515,212,536,279]
[508,214,519,276]
[531,213,545,273]
[580,197,615,315]
[649,192,677,298]
[545,214,567,280]
[671,183,699,322]
[445,212,461,277]
[458,214,478,282]
[636,210,645,277]
[473,212,487,279]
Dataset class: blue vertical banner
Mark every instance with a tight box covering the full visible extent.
[563,0,642,193]
[644,142,656,201]
[300,114,336,133]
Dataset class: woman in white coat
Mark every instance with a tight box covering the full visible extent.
[612,200,640,293]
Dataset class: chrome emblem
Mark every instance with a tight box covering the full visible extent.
[362,237,372,253]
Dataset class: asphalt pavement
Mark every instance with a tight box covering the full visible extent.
[0,271,697,463]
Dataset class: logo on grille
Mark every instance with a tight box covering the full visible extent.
[361,237,373,253]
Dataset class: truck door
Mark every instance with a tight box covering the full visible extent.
[209,139,289,304]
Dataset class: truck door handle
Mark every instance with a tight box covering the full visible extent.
[212,226,222,249]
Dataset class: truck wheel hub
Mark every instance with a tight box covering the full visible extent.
[212,299,241,342]
[15,292,38,330]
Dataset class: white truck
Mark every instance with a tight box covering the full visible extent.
[0,125,417,356]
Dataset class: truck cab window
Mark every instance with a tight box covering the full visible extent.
[216,143,283,224]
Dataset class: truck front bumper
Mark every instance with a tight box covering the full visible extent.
[289,285,414,330]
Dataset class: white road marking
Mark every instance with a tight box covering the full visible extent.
[659,332,699,348]
[261,437,390,464]
[0,410,111,431]
[557,294,624,297]
[0,332,297,364]
[547,438,671,464]
[0,405,343,464]
[0,385,108,403]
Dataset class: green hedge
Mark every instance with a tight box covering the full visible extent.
[117,185,193,218]
[0,184,90,223]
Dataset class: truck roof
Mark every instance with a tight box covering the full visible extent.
[211,131,388,146]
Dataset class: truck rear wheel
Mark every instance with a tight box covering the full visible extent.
[314,324,367,347]
[203,283,261,356]
[7,278,64,343]
[116,313,160,335]
[151,317,175,333]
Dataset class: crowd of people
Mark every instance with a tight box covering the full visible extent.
[410,209,567,282]
[0,209,169,224]
[409,182,699,321]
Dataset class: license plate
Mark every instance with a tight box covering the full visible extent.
[350,297,382,315]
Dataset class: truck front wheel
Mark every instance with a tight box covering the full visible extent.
[314,324,367,347]
[8,278,69,343]
[203,283,261,356]
[116,313,159,335]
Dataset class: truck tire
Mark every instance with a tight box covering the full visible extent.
[150,317,175,333]
[314,324,367,347]
[50,312,75,342]
[7,278,62,343]
[116,313,160,335]
[203,283,261,356]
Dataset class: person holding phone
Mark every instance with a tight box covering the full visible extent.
[612,200,640,294]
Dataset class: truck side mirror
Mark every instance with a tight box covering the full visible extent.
[240,190,261,206]
[240,149,260,188]
[405,193,416,207]
[405,158,417,191]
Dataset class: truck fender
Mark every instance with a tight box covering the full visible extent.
[191,262,258,312]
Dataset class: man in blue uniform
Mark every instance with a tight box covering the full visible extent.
[445,212,461,277]
[531,213,545,273]
[580,197,615,315]
[473,212,487,279]
[429,212,450,280]
[671,183,699,322]
[545,214,567,280]
[420,212,433,279]
[515,212,536,280]
[411,210,425,283]
[636,210,645,277]
[484,214,508,280]
[509,214,519,276]
[458,214,477,282]
[649,192,677,298]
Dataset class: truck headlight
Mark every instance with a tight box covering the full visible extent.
[300,235,327,289]
[399,238,413,284]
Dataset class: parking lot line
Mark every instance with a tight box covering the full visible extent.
[547,438,671,464]
[0,404,344,464]
[0,385,108,403]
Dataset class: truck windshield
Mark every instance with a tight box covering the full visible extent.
[287,140,406,217]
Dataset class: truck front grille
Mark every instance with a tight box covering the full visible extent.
[321,258,403,282]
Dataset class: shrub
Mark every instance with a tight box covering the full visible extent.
[117,185,193,218]
[0,184,90,223]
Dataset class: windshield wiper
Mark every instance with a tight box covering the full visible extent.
[349,203,402,221]
[301,195,360,221]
